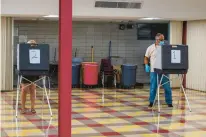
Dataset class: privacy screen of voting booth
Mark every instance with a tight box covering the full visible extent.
[17,44,50,76]
[154,45,188,74]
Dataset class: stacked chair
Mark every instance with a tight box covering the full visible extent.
[100,58,116,88]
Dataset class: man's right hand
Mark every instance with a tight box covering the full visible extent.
[145,64,150,72]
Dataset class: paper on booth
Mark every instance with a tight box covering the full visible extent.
[171,50,181,63]
[29,49,40,64]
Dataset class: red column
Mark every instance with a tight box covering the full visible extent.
[59,0,72,136]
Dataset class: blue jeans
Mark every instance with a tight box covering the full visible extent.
[149,72,172,104]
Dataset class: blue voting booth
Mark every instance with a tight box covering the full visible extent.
[17,44,50,75]
[153,45,191,113]
[15,43,52,117]
[154,45,188,74]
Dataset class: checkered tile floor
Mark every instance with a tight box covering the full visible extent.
[1,88,206,137]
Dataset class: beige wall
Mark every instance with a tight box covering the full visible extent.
[0,17,13,91]
[169,21,183,88]
[2,0,206,21]
[186,20,206,91]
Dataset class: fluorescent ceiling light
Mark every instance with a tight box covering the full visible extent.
[43,15,59,18]
[140,17,162,20]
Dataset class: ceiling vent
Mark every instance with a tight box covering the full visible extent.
[95,1,142,9]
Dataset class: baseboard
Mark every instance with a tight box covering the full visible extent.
[185,88,206,92]
[171,87,180,89]
[0,90,12,92]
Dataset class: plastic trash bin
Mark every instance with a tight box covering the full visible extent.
[121,64,137,87]
[82,62,99,86]
[72,64,81,86]
[72,57,83,65]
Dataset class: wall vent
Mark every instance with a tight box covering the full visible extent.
[95,1,142,9]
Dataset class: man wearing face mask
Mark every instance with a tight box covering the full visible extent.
[144,33,173,108]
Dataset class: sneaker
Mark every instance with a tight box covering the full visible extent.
[148,102,153,108]
[168,104,173,107]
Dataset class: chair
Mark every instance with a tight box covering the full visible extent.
[100,59,116,88]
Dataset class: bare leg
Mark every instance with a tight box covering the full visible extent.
[21,84,28,113]
[30,84,36,113]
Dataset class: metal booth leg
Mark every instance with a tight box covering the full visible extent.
[152,74,158,110]
[15,117,19,136]
[157,75,163,113]
[47,76,51,99]
[152,74,159,111]
[41,77,45,108]
[42,76,53,116]
[179,75,192,112]
[157,74,160,113]
[16,75,22,117]
[177,74,183,109]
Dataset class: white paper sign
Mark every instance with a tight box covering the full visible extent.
[171,50,181,63]
[29,49,40,64]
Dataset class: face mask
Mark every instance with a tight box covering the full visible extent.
[159,41,164,46]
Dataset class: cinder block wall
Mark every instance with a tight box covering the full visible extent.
[14,20,154,83]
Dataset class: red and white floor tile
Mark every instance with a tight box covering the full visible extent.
[1,88,206,137]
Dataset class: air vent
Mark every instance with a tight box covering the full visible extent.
[95,1,142,9]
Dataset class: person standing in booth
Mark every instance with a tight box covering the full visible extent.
[144,33,173,108]
[21,40,38,114]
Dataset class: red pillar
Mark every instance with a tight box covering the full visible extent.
[59,0,72,136]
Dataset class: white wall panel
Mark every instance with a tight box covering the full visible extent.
[169,21,183,88]
[186,20,206,91]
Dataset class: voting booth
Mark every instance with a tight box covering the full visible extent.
[15,43,52,117]
[153,45,191,113]
[17,44,50,75]
[154,45,188,74]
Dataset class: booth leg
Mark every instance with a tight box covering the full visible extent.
[45,117,53,136]
[177,75,182,109]
[42,87,45,108]
[152,76,159,110]
[47,76,51,99]
[157,75,164,113]
[181,85,192,112]
[157,113,160,134]
[15,75,22,117]
[179,75,192,112]
[43,76,53,116]
[157,75,160,113]
[15,117,19,136]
